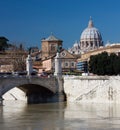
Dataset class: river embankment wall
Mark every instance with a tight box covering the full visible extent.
[63,76,120,103]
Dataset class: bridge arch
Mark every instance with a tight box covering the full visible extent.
[0,76,65,104]
[0,77,57,96]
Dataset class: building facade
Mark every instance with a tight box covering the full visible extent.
[40,49,77,74]
[41,34,63,60]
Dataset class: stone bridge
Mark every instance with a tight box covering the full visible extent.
[0,76,65,104]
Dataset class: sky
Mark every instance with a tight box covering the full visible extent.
[1,0,120,49]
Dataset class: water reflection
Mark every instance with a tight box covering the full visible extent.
[0,101,120,130]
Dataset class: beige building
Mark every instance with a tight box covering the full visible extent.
[78,44,120,62]
[0,65,13,72]
[0,50,27,72]
[38,49,77,74]
[34,34,77,74]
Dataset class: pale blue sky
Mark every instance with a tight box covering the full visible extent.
[0,0,120,49]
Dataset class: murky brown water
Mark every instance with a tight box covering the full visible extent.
[0,101,120,130]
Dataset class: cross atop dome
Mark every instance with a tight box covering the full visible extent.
[88,16,94,28]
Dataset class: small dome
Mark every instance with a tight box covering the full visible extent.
[80,18,103,52]
[68,41,80,55]
[73,41,79,47]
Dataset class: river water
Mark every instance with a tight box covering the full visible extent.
[0,101,120,130]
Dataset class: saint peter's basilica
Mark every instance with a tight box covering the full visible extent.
[68,18,120,72]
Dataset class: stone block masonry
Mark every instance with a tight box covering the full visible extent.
[63,76,120,103]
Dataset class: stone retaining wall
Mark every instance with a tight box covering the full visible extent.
[64,76,120,103]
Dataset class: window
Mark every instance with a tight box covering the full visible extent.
[71,62,74,67]
[86,42,89,47]
[90,42,93,47]
[50,44,56,51]
[65,62,68,67]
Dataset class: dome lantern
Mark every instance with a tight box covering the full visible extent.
[88,17,94,28]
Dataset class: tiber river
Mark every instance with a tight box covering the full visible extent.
[0,101,120,130]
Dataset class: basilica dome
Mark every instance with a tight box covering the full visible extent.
[80,18,103,52]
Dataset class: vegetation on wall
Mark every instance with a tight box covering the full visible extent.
[89,52,120,75]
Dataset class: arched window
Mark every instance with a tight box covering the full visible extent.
[86,41,89,47]
[90,42,93,47]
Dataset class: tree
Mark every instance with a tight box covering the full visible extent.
[112,54,120,75]
[7,42,26,72]
[89,52,108,75]
[0,36,9,51]
[89,52,120,75]
[12,56,26,72]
